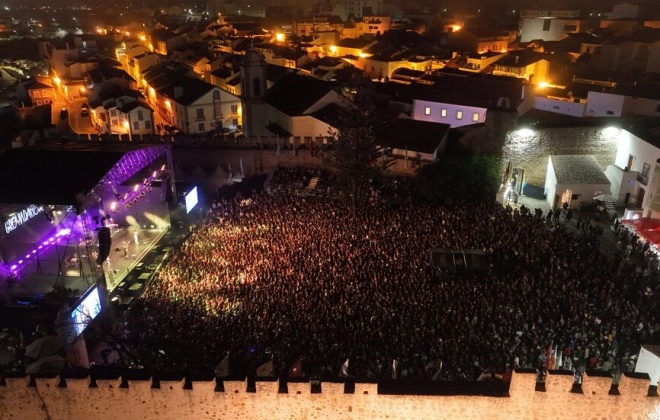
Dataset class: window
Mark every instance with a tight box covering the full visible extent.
[133,121,140,130]
[137,111,144,121]
[456,110,463,120]
[440,109,447,117]
[111,119,117,126]
[543,19,551,31]
[424,106,431,115]
[606,110,614,115]
[110,110,117,117]
[563,24,577,31]
[196,108,204,120]
[145,120,151,130]
[230,105,238,114]
[42,90,49,96]
[198,122,205,132]
[33,91,40,97]
[639,163,651,185]
[472,112,479,122]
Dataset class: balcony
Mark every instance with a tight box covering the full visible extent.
[636,172,648,185]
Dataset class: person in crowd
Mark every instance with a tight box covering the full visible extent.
[111,169,660,381]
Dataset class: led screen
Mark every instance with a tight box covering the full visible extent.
[70,286,102,336]
[185,186,199,214]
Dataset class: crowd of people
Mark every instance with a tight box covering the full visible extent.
[120,172,660,382]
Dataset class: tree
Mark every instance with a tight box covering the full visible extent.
[328,81,381,214]
[415,154,502,203]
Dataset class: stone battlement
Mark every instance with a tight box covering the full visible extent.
[1,371,658,419]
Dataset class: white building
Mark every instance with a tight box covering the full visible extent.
[520,18,585,43]
[544,155,611,209]
[606,128,660,217]
[157,77,223,134]
[263,72,343,139]
[410,75,525,128]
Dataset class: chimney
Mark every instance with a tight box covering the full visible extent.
[174,86,183,98]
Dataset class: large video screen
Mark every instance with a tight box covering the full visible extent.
[185,186,199,214]
[70,286,102,336]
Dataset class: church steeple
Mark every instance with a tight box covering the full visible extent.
[239,40,268,137]
[240,41,267,100]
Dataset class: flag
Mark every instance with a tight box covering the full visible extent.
[544,342,553,371]
[557,351,563,370]
[215,353,229,377]
[256,360,274,377]
[391,359,398,379]
[339,358,350,377]
[66,335,89,369]
[289,357,303,378]
[550,346,559,370]
[432,361,443,380]
[501,160,511,185]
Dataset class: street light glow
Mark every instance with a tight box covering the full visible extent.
[602,126,620,137]
[516,128,535,138]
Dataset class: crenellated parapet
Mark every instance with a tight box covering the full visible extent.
[0,370,658,419]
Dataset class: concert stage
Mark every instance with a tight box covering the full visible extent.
[0,142,176,303]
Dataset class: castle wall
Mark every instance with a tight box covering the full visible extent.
[1,371,658,420]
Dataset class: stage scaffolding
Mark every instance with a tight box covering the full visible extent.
[77,145,176,212]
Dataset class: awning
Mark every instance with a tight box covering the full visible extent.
[622,218,660,246]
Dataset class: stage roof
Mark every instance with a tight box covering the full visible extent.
[0,147,128,206]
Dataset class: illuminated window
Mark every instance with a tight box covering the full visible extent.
[472,112,479,122]
[440,109,447,117]
[424,106,431,115]
[456,110,463,120]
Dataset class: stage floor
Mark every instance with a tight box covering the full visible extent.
[0,226,167,301]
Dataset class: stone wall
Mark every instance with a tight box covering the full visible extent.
[1,371,658,420]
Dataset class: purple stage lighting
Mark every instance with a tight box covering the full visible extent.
[7,226,73,275]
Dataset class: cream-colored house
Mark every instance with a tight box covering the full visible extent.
[492,51,550,84]
[544,155,611,209]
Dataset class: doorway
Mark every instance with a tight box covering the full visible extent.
[636,188,645,208]
[560,189,573,208]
